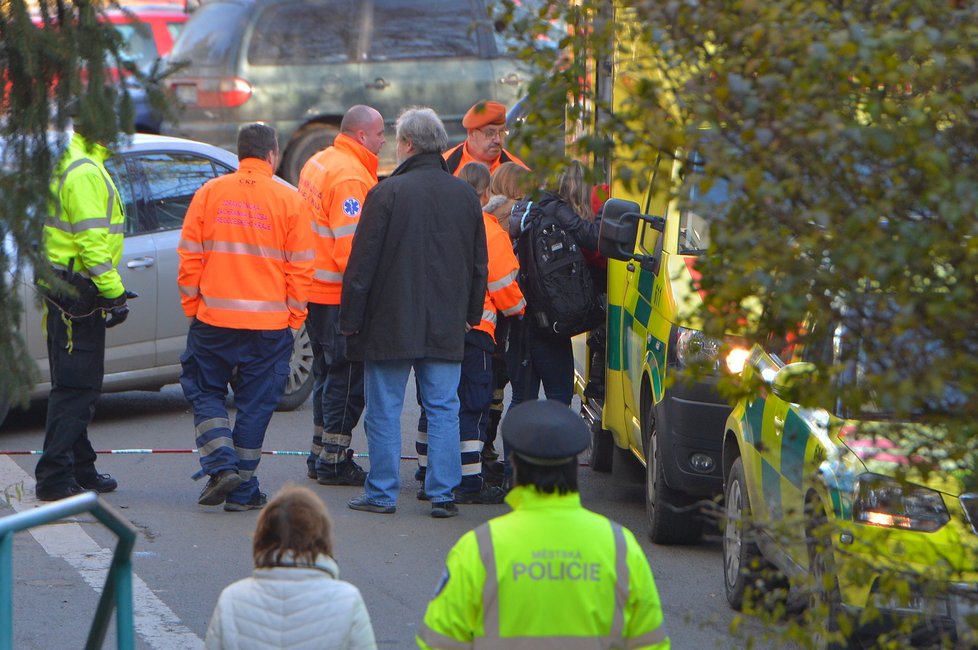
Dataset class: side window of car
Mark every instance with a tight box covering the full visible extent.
[104,157,139,236]
[248,1,359,65]
[367,0,482,60]
[136,153,233,231]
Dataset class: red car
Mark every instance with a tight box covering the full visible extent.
[9,4,190,130]
[102,4,189,76]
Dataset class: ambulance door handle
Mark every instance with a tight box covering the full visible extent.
[773,414,784,435]
[364,77,390,90]
[626,262,635,272]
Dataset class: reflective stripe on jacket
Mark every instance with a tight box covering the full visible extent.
[476,213,524,342]
[296,133,379,305]
[177,158,315,330]
[43,132,125,298]
[443,142,528,177]
[417,487,670,650]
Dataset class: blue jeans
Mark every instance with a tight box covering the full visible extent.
[364,358,461,506]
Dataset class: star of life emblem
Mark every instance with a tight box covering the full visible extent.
[343,198,361,216]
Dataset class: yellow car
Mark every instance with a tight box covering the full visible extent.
[721,334,978,646]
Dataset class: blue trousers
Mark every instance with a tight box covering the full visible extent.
[364,358,461,506]
[306,304,365,473]
[180,320,293,504]
[416,330,494,493]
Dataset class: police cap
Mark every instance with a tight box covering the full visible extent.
[501,400,590,466]
[462,100,507,130]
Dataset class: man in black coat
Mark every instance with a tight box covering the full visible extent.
[341,106,489,519]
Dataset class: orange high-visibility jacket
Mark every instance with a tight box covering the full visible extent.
[477,212,525,342]
[443,141,528,177]
[296,133,379,305]
[177,158,315,330]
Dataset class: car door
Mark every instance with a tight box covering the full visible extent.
[102,156,159,373]
[361,0,497,149]
[126,149,236,369]
[739,349,787,529]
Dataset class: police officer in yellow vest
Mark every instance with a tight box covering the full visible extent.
[34,105,131,502]
[417,399,670,649]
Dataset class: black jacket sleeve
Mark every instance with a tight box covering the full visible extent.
[340,184,391,334]
[551,200,599,251]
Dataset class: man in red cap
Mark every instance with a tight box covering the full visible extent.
[444,100,528,176]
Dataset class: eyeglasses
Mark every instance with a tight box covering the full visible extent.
[477,127,509,141]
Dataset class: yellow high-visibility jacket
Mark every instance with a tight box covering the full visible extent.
[44,132,125,299]
[418,486,670,650]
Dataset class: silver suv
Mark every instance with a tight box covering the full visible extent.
[161,0,528,182]
[2,134,314,427]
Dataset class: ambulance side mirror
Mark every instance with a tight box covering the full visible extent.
[598,198,664,262]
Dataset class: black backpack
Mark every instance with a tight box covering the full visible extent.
[513,198,604,337]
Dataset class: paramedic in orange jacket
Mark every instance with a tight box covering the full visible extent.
[443,100,528,176]
[178,123,315,512]
[297,105,385,487]
[417,162,525,505]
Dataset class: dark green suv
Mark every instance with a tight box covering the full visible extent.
[162,0,529,182]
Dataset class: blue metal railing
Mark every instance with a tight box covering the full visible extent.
[0,491,137,649]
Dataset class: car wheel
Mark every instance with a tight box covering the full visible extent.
[0,394,10,429]
[276,325,314,411]
[281,123,339,185]
[588,418,614,473]
[723,456,767,610]
[807,498,860,649]
[644,402,703,545]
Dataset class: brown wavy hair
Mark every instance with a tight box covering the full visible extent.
[252,485,333,568]
[489,161,532,200]
[557,159,593,221]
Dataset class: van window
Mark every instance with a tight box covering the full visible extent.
[249,1,359,65]
[169,1,250,67]
[367,0,481,60]
[678,172,728,255]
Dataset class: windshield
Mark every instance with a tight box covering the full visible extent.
[169,2,250,68]
[112,23,160,74]
[811,318,964,419]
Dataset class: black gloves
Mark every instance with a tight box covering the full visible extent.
[98,290,137,328]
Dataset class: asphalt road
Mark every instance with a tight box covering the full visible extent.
[0,385,784,649]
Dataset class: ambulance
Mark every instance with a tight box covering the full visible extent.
[580,157,749,545]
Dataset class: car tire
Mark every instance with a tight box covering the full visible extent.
[0,394,10,429]
[281,123,339,185]
[723,456,767,610]
[644,402,703,545]
[807,497,859,650]
[276,325,314,412]
[588,419,614,473]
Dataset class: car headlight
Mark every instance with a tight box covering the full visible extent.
[674,327,750,374]
[853,473,950,532]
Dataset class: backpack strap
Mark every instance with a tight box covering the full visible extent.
[518,201,536,232]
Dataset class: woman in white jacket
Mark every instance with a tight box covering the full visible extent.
[205,485,377,650]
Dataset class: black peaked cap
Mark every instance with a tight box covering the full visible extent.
[501,399,590,466]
